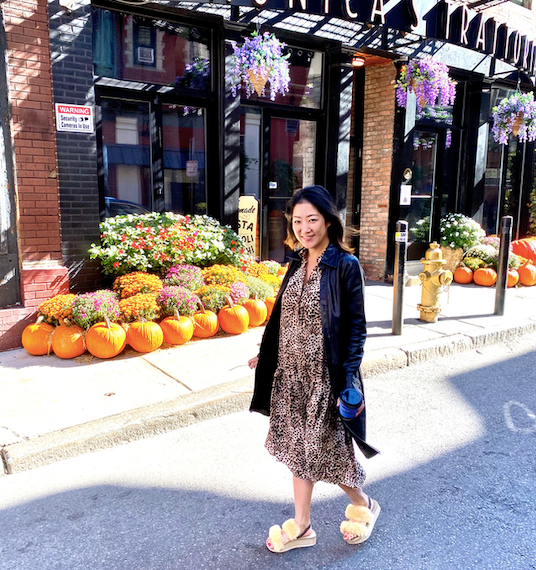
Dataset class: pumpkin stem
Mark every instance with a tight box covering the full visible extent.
[196,300,206,313]
[36,315,44,325]
[173,309,180,320]
[104,315,111,328]
[223,295,234,308]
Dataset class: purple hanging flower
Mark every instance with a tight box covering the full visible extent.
[491,92,536,145]
[226,32,290,101]
[396,56,457,113]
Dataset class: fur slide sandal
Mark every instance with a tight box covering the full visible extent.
[266,519,317,553]
[340,497,381,545]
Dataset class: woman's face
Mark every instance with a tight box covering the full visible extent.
[292,201,331,254]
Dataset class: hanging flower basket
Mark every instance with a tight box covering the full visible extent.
[396,56,456,113]
[227,31,290,101]
[491,92,536,145]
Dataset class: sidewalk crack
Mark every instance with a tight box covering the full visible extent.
[140,358,193,392]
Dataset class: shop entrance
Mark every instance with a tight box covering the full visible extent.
[405,126,460,262]
[241,107,318,263]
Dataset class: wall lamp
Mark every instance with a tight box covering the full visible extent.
[352,55,366,68]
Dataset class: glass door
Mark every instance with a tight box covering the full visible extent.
[407,129,438,261]
[265,116,316,261]
[240,109,317,262]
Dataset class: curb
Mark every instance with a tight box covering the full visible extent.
[2,320,536,475]
[1,375,255,475]
[363,320,536,373]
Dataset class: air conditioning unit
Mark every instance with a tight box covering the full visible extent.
[137,47,154,64]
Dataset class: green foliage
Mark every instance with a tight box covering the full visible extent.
[244,275,275,300]
[464,244,497,266]
[195,285,230,313]
[410,217,430,243]
[463,257,485,271]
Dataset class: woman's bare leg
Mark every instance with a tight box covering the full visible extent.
[266,476,314,549]
[293,476,314,532]
[339,484,369,540]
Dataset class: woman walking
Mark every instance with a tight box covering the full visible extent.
[248,185,380,553]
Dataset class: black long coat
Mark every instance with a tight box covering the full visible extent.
[250,243,379,459]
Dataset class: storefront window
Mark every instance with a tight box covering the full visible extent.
[101,99,152,216]
[480,86,527,237]
[93,9,211,90]
[162,105,207,215]
[247,49,323,109]
[99,99,208,218]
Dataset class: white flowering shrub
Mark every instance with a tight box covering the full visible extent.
[439,214,485,251]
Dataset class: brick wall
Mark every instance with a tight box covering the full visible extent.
[358,63,397,281]
[0,0,69,350]
[48,0,102,292]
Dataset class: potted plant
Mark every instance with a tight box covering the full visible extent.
[439,214,485,272]
[227,31,290,100]
[491,91,536,145]
[396,56,456,113]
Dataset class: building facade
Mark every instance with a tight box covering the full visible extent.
[1,0,535,349]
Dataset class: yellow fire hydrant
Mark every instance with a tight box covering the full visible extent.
[417,242,453,323]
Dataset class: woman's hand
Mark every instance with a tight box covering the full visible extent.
[337,397,365,418]
[248,356,259,369]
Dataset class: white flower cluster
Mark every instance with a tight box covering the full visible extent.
[439,214,485,252]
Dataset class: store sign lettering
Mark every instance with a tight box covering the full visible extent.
[223,0,536,73]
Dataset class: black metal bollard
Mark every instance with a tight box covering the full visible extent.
[392,220,408,335]
[494,216,513,316]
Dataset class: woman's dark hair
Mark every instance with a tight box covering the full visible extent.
[284,185,354,253]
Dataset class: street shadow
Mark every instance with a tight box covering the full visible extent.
[1,348,535,569]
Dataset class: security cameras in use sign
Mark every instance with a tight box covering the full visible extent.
[55,104,94,133]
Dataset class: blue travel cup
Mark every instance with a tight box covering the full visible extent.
[339,388,363,419]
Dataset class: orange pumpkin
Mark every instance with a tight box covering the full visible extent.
[243,298,267,327]
[160,310,194,345]
[86,319,127,359]
[127,321,163,353]
[473,267,497,287]
[192,303,219,338]
[518,263,536,286]
[22,319,54,356]
[264,296,276,319]
[277,264,288,277]
[453,266,473,284]
[507,268,519,288]
[219,298,249,335]
[51,323,86,359]
[511,238,536,264]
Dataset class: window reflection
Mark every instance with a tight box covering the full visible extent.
[101,99,152,214]
[162,105,207,215]
[248,49,323,109]
[93,9,211,90]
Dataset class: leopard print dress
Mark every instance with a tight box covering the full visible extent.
[265,251,366,488]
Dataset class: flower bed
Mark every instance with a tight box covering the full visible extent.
[451,229,535,288]
[23,212,287,359]
[89,212,249,276]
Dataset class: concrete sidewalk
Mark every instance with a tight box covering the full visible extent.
[1,281,536,474]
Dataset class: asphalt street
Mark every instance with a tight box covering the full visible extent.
[1,333,536,570]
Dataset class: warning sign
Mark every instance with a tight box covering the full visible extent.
[186,160,198,178]
[55,104,94,133]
